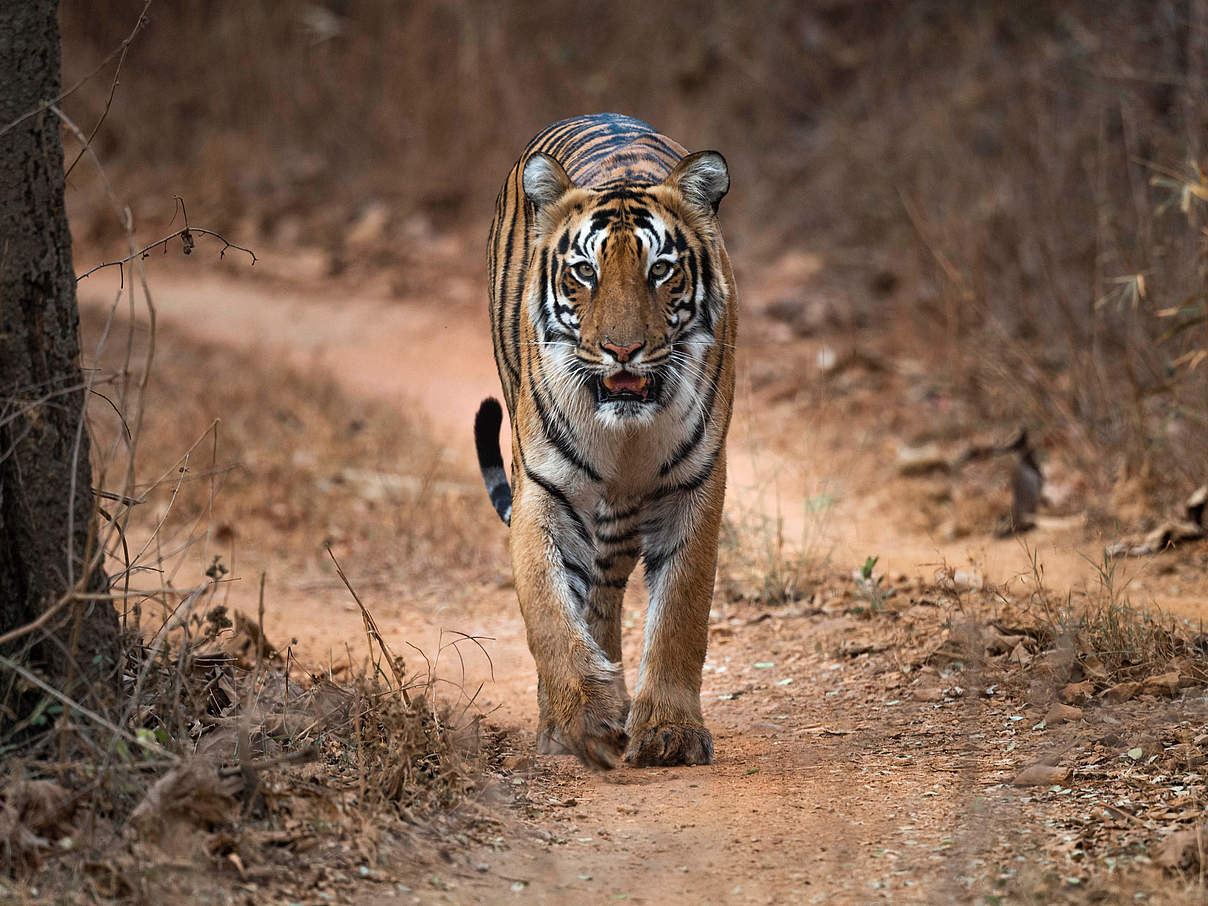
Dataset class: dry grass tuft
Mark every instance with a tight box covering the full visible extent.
[1,589,496,902]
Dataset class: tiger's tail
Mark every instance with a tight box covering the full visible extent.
[474,398,512,526]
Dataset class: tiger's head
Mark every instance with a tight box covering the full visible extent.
[522,150,730,427]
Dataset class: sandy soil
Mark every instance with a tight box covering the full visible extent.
[77,251,1208,905]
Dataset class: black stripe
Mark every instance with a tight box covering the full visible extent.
[502,183,524,387]
[698,249,717,335]
[519,448,592,547]
[659,416,707,478]
[651,450,718,500]
[642,134,684,164]
[529,344,600,480]
[599,577,630,589]
[596,526,639,544]
[596,546,641,571]
[599,187,641,204]
[535,247,558,339]
[659,340,726,476]
[643,539,686,580]
[529,373,602,482]
[562,554,595,599]
[595,501,643,525]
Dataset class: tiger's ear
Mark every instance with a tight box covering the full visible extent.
[523,152,575,209]
[664,150,729,214]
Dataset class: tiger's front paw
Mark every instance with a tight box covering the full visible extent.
[563,704,629,770]
[536,724,574,756]
[624,722,714,767]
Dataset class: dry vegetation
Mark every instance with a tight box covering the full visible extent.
[60,0,1208,513]
[711,564,1208,902]
[2,313,513,902]
[82,314,502,593]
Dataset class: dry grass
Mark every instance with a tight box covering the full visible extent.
[1,593,497,903]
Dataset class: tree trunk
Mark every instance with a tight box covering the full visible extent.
[0,0,118,726]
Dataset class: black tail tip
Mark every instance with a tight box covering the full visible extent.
[474,397,505,468]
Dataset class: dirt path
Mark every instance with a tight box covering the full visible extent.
[78,262,1208,904]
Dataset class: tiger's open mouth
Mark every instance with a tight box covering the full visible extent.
[595,371,658,404]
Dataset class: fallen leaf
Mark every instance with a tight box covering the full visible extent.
[1060,681,1094,705]
[1011,764,1071,787]
[1103,681,1141,704]
[1141,672,1179,697]
[1044,703,1083,725]
[1009,642,1032,667]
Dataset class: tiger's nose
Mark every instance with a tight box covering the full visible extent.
[601,339,644,363]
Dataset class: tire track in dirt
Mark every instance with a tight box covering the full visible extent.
[78,264,1206,904]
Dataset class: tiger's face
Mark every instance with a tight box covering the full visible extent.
[523,151,730,427]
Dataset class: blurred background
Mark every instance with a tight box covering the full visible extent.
[61,0,1207,513]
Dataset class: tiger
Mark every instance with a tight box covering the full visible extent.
[474,113,737,769]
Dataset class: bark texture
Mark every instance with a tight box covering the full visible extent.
[0,1,118,723]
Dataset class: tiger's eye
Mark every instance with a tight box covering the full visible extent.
[650,261,671,279]
[573,262,596,281]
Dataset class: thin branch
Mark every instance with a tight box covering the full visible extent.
[0,1,153,140]
[76,225,257,286]
[0,652,174,761]
[64,1,154,180]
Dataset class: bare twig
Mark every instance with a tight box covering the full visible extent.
[0,652,174,760]
[63,1,154,180]
[0,1,152,140]
[76,225,257,286]
[327,548,409,702]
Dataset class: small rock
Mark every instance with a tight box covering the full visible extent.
[1044,703,1083,725]
[985,631,1024,655]
[1060,681,1094,705]
[1103,681,1141,704]
[1141,672,1179,697]
[346,201,390,249]
[1011,764,1071,786]
[952,569,983,591]
[912,687,944,702]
